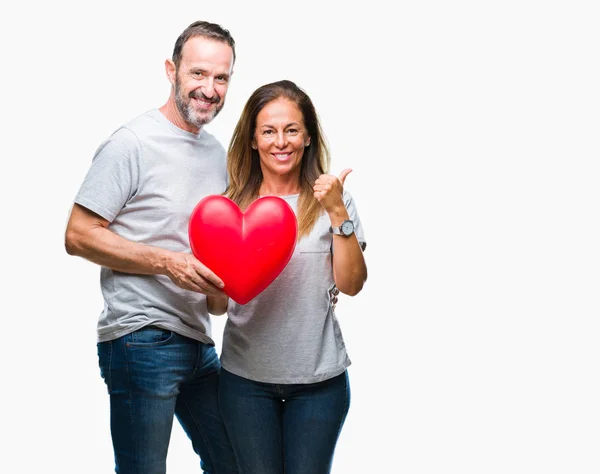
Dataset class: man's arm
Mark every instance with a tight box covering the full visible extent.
[65,203,226,297]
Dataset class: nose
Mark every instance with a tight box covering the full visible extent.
[275,131,287,148]
[202,78,215,99]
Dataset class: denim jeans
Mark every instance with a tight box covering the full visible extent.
[97,326,238,474]
[218,369,350,474]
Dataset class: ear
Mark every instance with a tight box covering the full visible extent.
[305,137,311,147]
[165,59,176,86]
[251,137,257,150]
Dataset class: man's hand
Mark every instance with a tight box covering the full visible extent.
[165,252,226,297]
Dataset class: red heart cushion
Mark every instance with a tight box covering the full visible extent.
[188,195,297,304]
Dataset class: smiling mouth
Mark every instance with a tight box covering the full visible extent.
[192,97,217,110]
[272,153,292,161]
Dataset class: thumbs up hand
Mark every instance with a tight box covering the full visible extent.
[313,168,352,213]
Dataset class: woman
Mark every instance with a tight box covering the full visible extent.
[209,80,367,474]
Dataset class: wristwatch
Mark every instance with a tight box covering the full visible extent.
[329,219,355,237]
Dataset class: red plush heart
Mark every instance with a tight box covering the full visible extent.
[188,195,297,305]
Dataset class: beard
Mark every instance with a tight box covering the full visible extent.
[174,75,224,128]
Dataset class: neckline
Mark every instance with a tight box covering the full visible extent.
[151,108,205,139]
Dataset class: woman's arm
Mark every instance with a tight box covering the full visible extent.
[313,169,367,296]
[207,295,229,315]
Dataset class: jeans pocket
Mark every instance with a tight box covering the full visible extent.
[126,326,174,347]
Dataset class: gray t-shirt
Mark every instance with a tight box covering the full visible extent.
[220,191,366,384]
[74,109,228,344]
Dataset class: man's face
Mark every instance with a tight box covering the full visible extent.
[174,36,234,129]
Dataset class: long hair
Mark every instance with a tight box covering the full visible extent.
[226,80,331,239]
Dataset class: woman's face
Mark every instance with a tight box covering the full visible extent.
[253,97,311,182]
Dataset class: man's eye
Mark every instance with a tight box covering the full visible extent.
[215,76,228,83]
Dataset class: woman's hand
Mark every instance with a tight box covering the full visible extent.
[313,168,352,214]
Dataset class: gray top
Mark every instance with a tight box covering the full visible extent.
[220,191,366,384]
[74,109,228,344]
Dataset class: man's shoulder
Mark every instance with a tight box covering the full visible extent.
[120,109,161,134]
[99,109,158,144]
[199,127,226,150]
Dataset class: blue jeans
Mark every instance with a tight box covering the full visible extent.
[97,327,238,474]
[218,369,350,474]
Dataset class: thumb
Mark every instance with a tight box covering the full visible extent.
[338,168,353,186]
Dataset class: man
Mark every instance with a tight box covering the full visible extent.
[65,21,238,474]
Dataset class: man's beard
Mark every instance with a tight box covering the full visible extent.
[175,76,224,128]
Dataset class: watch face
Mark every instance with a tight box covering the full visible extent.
[341,220,354,236]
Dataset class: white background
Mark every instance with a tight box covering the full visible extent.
[2,1,599,473]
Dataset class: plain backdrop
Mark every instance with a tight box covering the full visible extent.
[2,1,599,473]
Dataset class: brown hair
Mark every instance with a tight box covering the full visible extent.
[226,80,331,239]
[172,21,236,70]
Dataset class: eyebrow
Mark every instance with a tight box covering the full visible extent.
[188,67,230,79]
[259,122,301,128]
